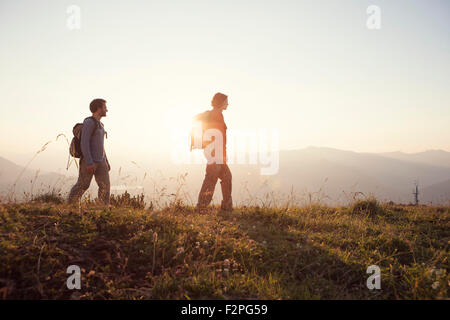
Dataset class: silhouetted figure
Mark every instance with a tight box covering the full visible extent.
[196,93,232,211]
[68,99,110,205]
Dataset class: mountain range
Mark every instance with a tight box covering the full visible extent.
[0,156,73,200]
[1,147,449,205]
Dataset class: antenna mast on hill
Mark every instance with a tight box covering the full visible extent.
[413,181,419,206]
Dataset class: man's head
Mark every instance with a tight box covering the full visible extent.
[90,98,108,117]
[211,92,228,111]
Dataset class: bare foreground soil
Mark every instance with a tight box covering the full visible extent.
[0,199,448,299]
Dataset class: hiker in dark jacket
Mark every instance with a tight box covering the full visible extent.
[68,99,110,204]
[196,92,232,211]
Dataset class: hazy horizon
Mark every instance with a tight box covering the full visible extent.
[2,145,450,174]
[2,146,450,206]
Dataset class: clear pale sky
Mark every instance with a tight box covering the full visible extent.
[0,0,449,171]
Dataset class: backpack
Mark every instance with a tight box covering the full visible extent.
[190,110,211,151]
[69,117,100,158]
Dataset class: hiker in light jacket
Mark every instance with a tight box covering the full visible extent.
[196,92,232,212]
[68,98,110,204]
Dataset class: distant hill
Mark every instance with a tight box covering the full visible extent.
[421,179,450,205]
[0,156,24,183]
[380,150,450,168]
[265,147,450,204]
[2,147,450,204]
[0,156,72,200]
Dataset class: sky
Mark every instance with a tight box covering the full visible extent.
[0,0,449,172]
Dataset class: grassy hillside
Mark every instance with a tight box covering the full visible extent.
[0,199,448,299]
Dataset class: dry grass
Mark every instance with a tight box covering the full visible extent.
[0,199,448,300]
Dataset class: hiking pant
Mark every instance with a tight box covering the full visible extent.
[68,159,110,204]
[197,163,232,210]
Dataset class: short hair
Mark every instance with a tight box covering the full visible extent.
[89,98,106,113]
[211,92,228,108]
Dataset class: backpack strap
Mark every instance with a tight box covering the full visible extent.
[85,116,101,137]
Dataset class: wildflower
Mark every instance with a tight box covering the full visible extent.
[176,247,184,255]
[427,266,445,277]
[223,259,230,267]
[195,241,200,248]
[203,240,208,246]
[435,269,445,276]
[432,281,440,290]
